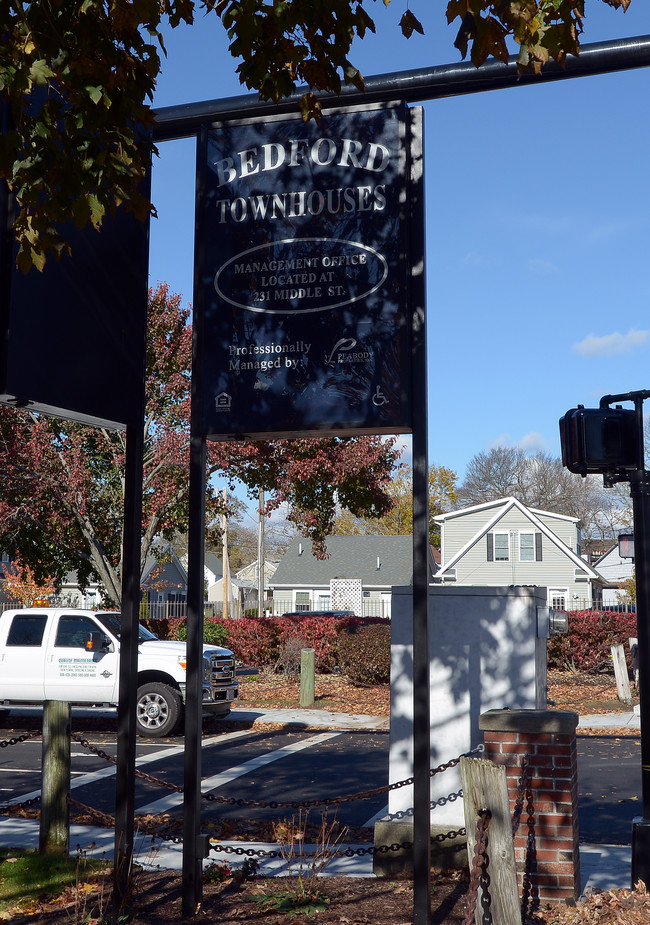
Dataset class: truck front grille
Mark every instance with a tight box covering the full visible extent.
[210,654,236,684]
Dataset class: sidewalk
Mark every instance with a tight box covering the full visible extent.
[579,710,640,730]
[224,705,389,730]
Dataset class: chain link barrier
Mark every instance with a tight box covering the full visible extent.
[462,808,491,925]
[511,753,540,922]
[462,753,543,924]
[1,727,474,864]
[0,729,43,814]
[69,733,479,812]
[520,765,540,920]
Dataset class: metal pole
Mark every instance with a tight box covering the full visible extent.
[114,422,144,905]
[182,430,207,915]
[409,105,431,925]
[152,35,650,142]
[630,461,650,886]
[182,125,208,916]
[258,488,265,619]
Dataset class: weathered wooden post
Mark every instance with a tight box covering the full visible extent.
[612,643,632,702]
[300,648,315,708]
[40,700,71,854]
[460,756,520,925]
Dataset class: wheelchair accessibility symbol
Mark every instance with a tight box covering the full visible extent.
[372,387,388,407]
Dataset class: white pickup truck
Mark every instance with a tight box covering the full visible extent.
[0,608,239,737]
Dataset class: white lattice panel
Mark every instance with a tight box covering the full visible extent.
[330,578,363,615]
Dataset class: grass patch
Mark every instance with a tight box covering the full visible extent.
[0,848,110,919]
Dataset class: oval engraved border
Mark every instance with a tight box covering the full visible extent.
[214,237,388,314]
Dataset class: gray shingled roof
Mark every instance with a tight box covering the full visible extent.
[270,535,434,589]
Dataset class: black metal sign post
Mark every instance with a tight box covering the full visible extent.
[113,422,144,908]
[181,131,210,916]
[183,102,424,915]
[407,106,431,924]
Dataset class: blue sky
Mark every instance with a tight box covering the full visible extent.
[148,2,650,493]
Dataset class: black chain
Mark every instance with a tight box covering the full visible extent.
[4,731,471,863]
[511,753,529,837]
[521,780,539,920]
[70,734,477,810]
[0,729,41,748]
[0,730,43,813]
[462,809,491,925]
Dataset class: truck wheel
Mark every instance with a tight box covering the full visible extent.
[136,683,182,737]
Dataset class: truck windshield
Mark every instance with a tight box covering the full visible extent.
[96,613,159,642]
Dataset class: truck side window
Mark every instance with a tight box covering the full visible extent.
[6,615,48,646]
[55,616,100,648]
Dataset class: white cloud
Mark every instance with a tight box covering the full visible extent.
[516,431,548,453]
[462,251,492,268]
[526,258,559,275]
[572,328,650,357]
[488,432,548,454]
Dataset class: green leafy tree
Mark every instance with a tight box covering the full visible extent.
[0,1,632,270]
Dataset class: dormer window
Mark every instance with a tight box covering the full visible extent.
[487,532,509,562]
[519,532,542,561]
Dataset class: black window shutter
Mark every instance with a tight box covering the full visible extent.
[535,532,542,561]
[487,534,494,561]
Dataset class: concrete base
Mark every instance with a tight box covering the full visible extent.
[372,820,467,877]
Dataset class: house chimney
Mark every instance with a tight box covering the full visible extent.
[298,543,303,556]
[376,556,381,570]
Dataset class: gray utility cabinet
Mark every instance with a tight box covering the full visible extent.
[386,585,551,830]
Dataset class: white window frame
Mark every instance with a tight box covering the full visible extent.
[493,531,510,561]
[549,588,568,610]
[519,532,535,562]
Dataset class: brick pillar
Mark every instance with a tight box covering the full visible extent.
[479,709,580,907]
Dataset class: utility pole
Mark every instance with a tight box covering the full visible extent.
[257,488,265,619]
[222,486,229,619]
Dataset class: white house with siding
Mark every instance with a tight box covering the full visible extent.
[269,535,436,618]
[593,543,634,605]
[433,496,607,610]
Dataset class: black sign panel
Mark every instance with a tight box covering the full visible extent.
[0,189,149,430]
[195,104,414,439]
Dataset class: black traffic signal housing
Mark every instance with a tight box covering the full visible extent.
[559,405,639,477]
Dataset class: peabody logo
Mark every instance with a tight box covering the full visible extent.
[325,338,374,367]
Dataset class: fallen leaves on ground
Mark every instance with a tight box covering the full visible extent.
[237,670,390,716]
[547,667,638,715]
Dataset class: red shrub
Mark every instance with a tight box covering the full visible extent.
[275,616,343,670]
[548,609,638,673]
[225,617,280,667]
[141,617,185,640]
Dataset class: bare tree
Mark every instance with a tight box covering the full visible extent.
[458,447,627,540]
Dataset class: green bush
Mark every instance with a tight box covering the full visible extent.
[203,617,231,648]
[337,623,391,684]
[168,617,231,647]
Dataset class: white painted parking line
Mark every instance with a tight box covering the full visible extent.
[137,730,342,815]
[0,727,257,806]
